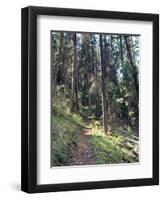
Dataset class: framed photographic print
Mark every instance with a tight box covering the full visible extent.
[21,6,159,193]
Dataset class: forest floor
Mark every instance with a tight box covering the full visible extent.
[69,118,139,166]
[70,127,96,165]
[51,98,139,166]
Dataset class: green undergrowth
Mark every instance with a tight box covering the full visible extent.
[88,120,139,164]
[51,95,84,166]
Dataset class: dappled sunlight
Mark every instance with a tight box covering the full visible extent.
[51,31,139,167]
[87,122,139,164]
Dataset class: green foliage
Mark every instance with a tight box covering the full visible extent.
[51,31,139,166]
[51,95,84,166]
[126,126,133,136]
[88,123,138,164]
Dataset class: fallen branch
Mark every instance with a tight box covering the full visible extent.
[114,128,139,144]
[125,137,139,145]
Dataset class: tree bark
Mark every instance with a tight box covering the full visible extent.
[124,36,139,135]
[52,33,64,97]
[100,34,108,133]
[124,36,139,96]
[71,33,79,112]
[120,36,129,124]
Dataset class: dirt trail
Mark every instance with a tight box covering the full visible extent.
[70,128,96,166]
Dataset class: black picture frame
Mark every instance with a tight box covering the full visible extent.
[21,6,159,193]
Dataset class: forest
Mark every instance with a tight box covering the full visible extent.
[51,31,139,167]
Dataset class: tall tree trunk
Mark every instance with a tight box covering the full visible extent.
[100,34,108,133]
[124,36,139,135]
[52,33,64,97]
[71,33,79,112]
[120,36,129,125]
[120,36,124,69]
[105,35,111,122]
[124,36,139,95]
[81,33,89,107]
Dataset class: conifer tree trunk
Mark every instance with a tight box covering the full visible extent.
[100,34,108,133]
[71,33,79,112]
[120,36,129,125]
[124,36,139,95]
[124,36,139,134]
[52,33,64,96]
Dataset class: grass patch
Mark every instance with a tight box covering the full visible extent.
[51,95,84,166]
[88,121,139,164]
